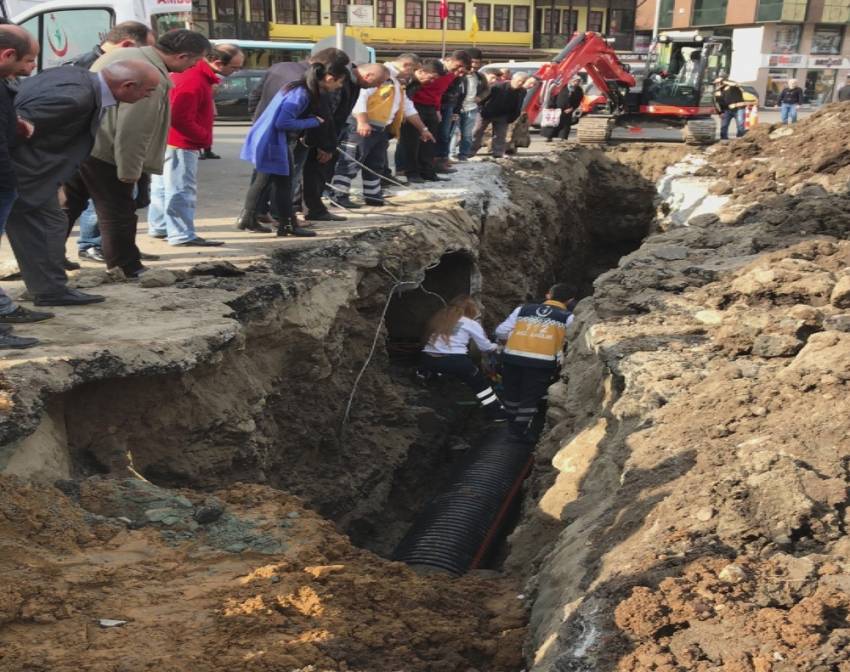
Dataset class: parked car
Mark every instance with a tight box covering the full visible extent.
[214,69,266,121]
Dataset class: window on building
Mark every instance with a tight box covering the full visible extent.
[543,8,560,35]
[587,10,603,32]
[300,0,320,24]
[765,68,795,106]
[493,5,510,31]
[475,4,491,30]
[609,8,635,50]
[249,0,266,21]
[659,0,674,28]
[406,0,423,27]
[562,9,578,34]
[217,0,236,19]
[513,5,529,32]
[811,25,843,54]
[756,0,809,22]
[692,0,728,26]
[377,0,395,26]
[447,2,464,29]
[426,0,441,28]
[275,0,296,23]
[331,0,347,23]
[822,0,849,23]
[771,24,802,52]
[805,69,837,106]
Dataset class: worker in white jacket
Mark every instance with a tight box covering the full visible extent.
[419,294,506,420]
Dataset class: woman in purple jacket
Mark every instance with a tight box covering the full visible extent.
[240,62,346,237]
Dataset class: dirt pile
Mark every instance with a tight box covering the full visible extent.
[517,110,850,671]
[0,474,526,672]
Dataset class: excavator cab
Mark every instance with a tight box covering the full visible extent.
[642,32,731,112]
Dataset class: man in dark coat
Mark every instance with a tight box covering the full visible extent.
[5,60,159,306]
[472,71,529,158]
[0,25,42,349]
[542,75,584,142]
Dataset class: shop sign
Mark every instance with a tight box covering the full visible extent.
[764,53,805,67]
[808,56,850,69]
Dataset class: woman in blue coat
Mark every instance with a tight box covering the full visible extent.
[240,62,347,237]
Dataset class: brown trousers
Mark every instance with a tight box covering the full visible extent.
[62,157,142,275]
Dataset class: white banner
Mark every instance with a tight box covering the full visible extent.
[147,0,193,16]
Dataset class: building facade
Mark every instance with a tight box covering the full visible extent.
[635,0,850,104]
[190,0,637,59]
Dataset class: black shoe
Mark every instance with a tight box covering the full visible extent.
[422,174,449,182]
[123,266,149,280]
[485,405,510,423]
[305,211,347,222]
[238,220,273,233]
[0,306,54,324]
[175,237,225,247]
[363,198,386,207]
[0,330,38,350]
[34,288,105,306]
[149,233,167,240]
[202,150,221,159]
[79,247,106,263]
[275,226,289,237]
[405,174,426,184]
[63,258,81,271]
[290,225,317,237]
[331,196,361,210]
[139,252,160,261]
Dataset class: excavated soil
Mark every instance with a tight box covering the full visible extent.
[515,103,850,671]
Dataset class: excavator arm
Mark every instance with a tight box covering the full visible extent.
[524,31,636,124]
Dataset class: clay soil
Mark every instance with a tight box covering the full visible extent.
[0,475,526,672]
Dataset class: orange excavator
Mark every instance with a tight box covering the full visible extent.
[525,30,733,144]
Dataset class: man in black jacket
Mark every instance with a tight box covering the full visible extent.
[713,76,748,140]
[6,61,159,307]
[452,47,489,162]
[0,25,43,349]
[472,71,528,158]
[542,75,583,142]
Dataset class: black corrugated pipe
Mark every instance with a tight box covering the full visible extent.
[392,427,534,575]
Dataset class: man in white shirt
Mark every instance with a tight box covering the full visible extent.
[329,53,434,208]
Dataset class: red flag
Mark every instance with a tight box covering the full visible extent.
[439,0,448,20]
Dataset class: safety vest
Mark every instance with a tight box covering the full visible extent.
[367,80,405,136]
[504,300,571,368]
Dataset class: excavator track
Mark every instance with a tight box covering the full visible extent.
[576,116,613,144]
[682,118,717,145]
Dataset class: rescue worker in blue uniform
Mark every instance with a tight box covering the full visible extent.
[495,283,576,438]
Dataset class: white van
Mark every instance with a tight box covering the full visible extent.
[10,0,191,70]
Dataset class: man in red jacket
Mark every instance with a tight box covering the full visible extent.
[148,43,243,246]
[401,50,469,183]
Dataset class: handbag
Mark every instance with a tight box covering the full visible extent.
[540,108,562,128]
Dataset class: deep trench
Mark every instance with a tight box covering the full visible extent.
[346,153,658,563]
[51,149,658,575]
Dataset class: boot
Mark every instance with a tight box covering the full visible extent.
[288,214,317,238]
[236,210,272,233]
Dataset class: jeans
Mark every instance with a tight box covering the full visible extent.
[436,102,455,159]
[148,147,200,245]
[453,108,479,158]
[77,200,101,251]
[720,108,747,140]
[0,189,17,315]
[780,102,798,124]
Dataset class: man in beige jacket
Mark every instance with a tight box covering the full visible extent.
[62,29,210,278]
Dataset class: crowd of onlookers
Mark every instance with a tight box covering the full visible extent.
[0,19,546,351]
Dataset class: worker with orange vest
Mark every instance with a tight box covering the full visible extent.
[330,56,434,208]
[495,283,576,439]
